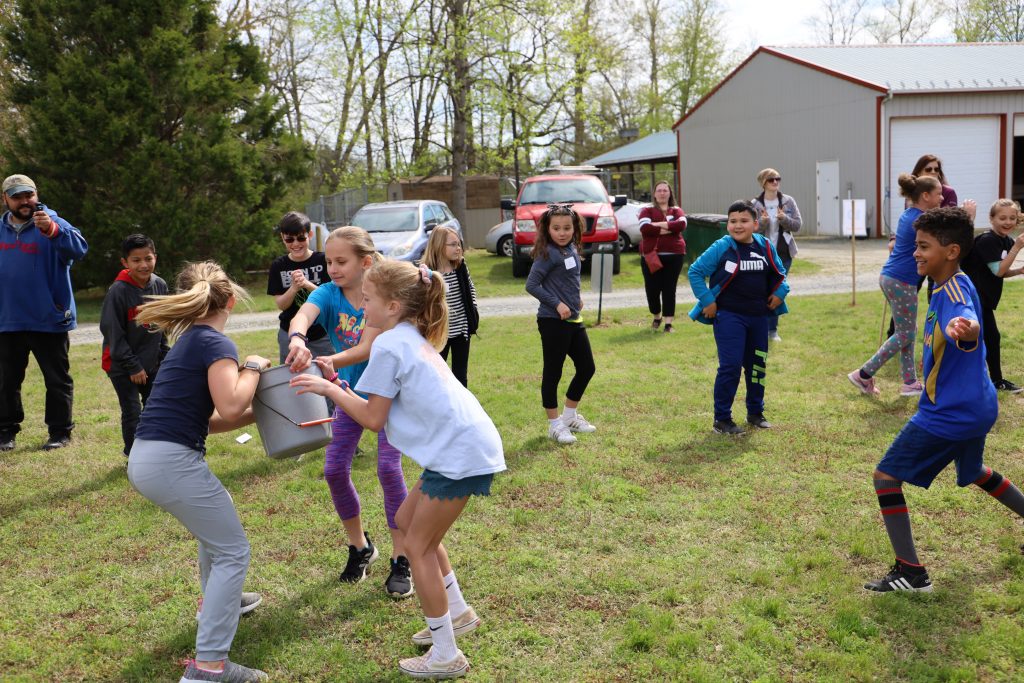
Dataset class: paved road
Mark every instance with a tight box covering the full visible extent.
[69,238,889,346]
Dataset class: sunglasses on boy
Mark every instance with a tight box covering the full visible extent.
[282,234,308,243]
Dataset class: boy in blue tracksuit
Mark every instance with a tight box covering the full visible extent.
[688,200,789,434]
[864,207,1024,593]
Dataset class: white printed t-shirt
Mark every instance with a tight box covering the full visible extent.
[355,322,506,480]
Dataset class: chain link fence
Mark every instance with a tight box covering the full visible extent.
[305,185,390,228]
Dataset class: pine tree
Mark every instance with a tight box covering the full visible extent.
[1,0,310,286]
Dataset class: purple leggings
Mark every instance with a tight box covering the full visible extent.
[324,407,407,529]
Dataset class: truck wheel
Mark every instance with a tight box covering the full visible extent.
[512,252,531,278]
[617,232,629,253]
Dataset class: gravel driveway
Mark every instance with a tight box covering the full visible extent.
[69,237,889,346]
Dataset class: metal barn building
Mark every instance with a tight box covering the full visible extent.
[672,43,1024,237]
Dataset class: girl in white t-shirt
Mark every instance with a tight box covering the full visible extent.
[291,260,505,681]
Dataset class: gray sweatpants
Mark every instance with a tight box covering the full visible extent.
[128,439,251,662]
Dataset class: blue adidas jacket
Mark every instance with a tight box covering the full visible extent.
[0,207,88,333]
[687,233,790,324]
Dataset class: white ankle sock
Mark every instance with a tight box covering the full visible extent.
[548,417,561,427]
[443,571,469,617]
[562,406,577,420]
[426,612,457,662]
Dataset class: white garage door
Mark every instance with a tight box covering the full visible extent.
[889,116,1000,231]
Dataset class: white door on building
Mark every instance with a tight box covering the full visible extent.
[889,116,1000,231]
[816,160,840,235]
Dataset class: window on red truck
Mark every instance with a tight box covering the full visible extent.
[519,178,607,205]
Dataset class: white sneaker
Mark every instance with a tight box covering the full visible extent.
[562,413,597,433]
[548,421,577,444]
[769,332,782,342]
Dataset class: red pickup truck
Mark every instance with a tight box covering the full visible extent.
[500,174,626,277]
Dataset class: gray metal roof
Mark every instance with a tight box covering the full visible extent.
[583,130,677,167]
[768,44,1024,93]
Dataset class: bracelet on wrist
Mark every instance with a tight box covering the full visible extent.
[289,331,308,343]
[326,371,339,383]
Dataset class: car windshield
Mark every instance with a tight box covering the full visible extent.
[518,178,608,205]
[351,207,419,232]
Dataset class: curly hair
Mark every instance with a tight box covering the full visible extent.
[913,207,973,260]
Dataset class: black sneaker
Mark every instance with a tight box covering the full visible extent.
[746,414,772,429]
[42,434,71,451]
[385,555,414,598]
[713,419,744,435]
[864,560,933,593]
[0,435,14,452]
[339,532,379,583]
[995,379,1024,393]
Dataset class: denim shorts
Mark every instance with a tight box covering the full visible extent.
[420,469,494,500]
[876,421,986,489]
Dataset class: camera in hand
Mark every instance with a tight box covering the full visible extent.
[34,203,46,214]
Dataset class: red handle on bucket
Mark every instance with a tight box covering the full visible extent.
[297,417,335,428]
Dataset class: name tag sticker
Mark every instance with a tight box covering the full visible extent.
[564,256,576,270]
[724,260,737,273]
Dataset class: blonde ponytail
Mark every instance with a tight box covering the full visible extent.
[366,260,449,350]
[135,261,249,342]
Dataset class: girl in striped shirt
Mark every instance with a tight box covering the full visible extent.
[423,227,479,387]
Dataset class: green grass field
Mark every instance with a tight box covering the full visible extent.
[4,285,1024,681]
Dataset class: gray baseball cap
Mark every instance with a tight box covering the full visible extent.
[2,174,37,197]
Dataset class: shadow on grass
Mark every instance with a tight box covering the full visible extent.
[0,453,297,522]
[638,431,753,474]
[0,465,126,519]
[118,576,375,681]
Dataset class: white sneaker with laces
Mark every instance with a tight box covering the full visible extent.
[562,413,597,433]
[548,421,577,444]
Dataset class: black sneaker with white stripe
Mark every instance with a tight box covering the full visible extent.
[864,560,933,593]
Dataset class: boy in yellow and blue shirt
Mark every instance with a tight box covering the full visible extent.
[866,207,1024,593]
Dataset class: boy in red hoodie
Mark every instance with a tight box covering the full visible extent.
[100,234,169,456]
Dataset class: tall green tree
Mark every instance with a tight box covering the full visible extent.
[1,0,309,286]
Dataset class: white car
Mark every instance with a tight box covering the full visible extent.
[484,200,645,257]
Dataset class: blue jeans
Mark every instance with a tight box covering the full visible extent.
[712,310,769,421]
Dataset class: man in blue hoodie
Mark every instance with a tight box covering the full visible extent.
[0,174,88,451]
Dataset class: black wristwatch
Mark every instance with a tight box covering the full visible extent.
[241,360,263,373]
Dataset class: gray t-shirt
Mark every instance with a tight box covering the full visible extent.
[355,322,505,480]
[525,243,583,320]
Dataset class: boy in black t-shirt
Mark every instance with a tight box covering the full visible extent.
[963,199,1024,392]
[266,211,334,363]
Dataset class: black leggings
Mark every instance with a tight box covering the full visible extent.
[982,306,1002,383]
[537,318,595,409]
[440,336,471,387]
[640,253,685,318]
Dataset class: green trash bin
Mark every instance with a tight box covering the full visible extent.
[684,213,728,265]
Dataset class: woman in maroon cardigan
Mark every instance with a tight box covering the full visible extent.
[638,180,687,333]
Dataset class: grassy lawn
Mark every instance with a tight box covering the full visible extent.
[5,283,1024,681]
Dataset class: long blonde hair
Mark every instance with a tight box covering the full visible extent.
[326,225,382,264]
[135,261,249,342]
[366,260,448,350]
[422,226,462,270]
